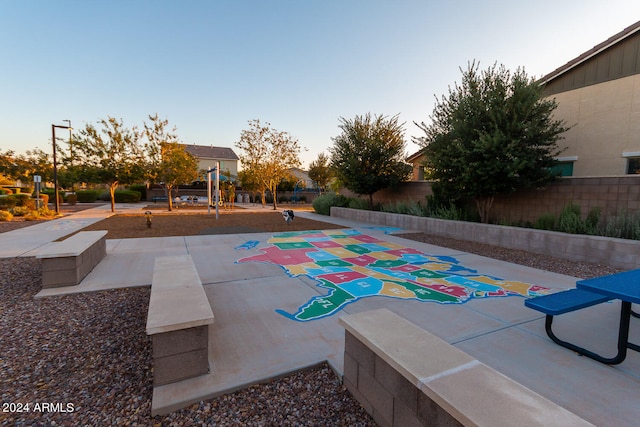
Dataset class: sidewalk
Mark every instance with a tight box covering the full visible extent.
[4,205,640,425]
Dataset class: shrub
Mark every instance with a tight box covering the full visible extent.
[534,213,556,230]
[13,194,35,210]
[312,193,350,215]
[278,195,289,203]
[299,195,307,203]
[42,189,64,204]
[0,210,13,221]
[114,190,141,203]
[557,202,585,234]
[0,188,12,195]
[598,210,640,240]
[37,206,56,218]
[66,193,78,205]
[347,197,370,210]
[9,206,31,217]
[24,211,41,221]
[76,190,98,203]
[129,185,147,200]
[0,195,17,209]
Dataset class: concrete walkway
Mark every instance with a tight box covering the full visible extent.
[2,204,639,425]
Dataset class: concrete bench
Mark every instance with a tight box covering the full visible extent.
[146,255,215,386]
[36,230,108,288]
[339,308,594,427]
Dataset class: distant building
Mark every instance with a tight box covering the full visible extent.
[182,144,240,178]
[287,167,314,189]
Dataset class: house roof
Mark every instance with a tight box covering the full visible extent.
[539,20,640,86]
[182,144,239,160]
[406,148,426,162]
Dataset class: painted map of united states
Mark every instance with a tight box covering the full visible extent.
[237,229,549,322]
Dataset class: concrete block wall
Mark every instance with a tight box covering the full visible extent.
[342,175,640,224]
[151,325,210,386]
[331,207,640,270]
[343,331,461,427]
[340,309,593,427]
[40,235,106,288]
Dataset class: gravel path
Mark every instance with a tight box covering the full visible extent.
[0,220,624,425]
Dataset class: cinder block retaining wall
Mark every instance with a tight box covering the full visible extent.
[331,207,640,271]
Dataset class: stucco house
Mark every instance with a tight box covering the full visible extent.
[541,20,640,177]
[407,20,640,180]
[182,144,239,178]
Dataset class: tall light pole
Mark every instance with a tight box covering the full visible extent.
[51,122,72,214]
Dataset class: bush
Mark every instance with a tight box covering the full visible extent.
[9,206,31,217]
[13,194,35,209]
[114,190,141,203]
[534,213,556,230]
[278,195,289,203]
[129,185,147,200]
[0,188,12,195]
[347,198,370,210]
[66,193,78,205]
[557,202,586,234]
[42,189,64,204]
[312,193,350,215]
[0,195,17,209]
[76,190,98,203]
[598,210,640,240]
[0,210,13,221]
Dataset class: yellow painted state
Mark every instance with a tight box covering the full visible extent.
[379,282,416,298]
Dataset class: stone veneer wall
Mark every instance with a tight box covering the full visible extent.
[331,207,640,270]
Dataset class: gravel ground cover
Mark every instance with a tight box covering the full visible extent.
[0,209,623,425]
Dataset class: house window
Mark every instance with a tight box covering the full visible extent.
[550,162,574,177]
[627,158,640,174]
[552,156,577,177]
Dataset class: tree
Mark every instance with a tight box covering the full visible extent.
[330,113,412,209]
[235,119,301,210]
[308,152,333,194]
[74,117,145,212]
[142,114,198,211]
[415,62,569,223]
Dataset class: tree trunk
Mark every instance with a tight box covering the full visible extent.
[166,185,173,211]
[368,194,374,210]
[272,189,278,210]
[475,196,495,223]
[109,182,118,213]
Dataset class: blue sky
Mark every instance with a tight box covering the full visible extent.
[2,0,639,168]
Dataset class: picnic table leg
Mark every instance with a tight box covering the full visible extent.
[543,303,633,365]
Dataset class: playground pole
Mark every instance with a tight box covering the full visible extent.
[215,161,220,220]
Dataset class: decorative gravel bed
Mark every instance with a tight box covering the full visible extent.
[0,218,624,425]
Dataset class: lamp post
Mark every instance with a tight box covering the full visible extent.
[51,122,72,214]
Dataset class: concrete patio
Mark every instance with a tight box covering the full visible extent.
[2,204,639,425]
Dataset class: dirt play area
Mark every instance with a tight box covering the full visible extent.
[79,209,347,239]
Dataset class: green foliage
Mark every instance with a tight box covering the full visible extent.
[312,193,350,215]
[381,200,427,216]
[534,213,556,230]
[415,61,569,223]
[278,195,289,203]
[330,113,412,209]
[598,210,640,240]
[0,210,13,221]
[129,185,147,200]
[9,206,31,217]
[35,193,49,206]
[347,197,370,210]
[308,152,333,193]
[76,190,98,203]
[0,195,17,209]
[114,190,141,203]
[235,119,301,210]
[0,188,11,195]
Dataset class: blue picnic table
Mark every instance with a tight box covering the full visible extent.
[525,269,640,365]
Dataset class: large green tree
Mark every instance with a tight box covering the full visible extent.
[235,119,301,210]
[142,114,198,211]
[74,117,145,212]
[307,152,333,194]
[330,113,412,208]
[415,62,569,223]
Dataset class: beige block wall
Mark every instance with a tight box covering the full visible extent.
[550,74,640,177]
